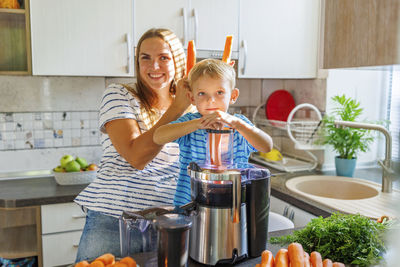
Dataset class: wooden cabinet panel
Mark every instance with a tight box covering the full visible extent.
[323,0,400,68]
[0,0,31,75]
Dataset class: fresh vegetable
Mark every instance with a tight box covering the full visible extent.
[270,213,388,266]
[323,259,333,267]
[332,263,345,267]
[310,251,323,267]
[95,253,115,265]
[120,257,137,267]
[221,35,233,63]
[75,261,90,267]
[304,252,310,267]
[260,250,274,267]
[75,254,136,267]
[287,243,305,267]
[274,249,289,267]
[186,40,196,75]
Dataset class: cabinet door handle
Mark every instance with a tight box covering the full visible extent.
[192,8,198,44]
[72,214,86,219]
[283,206,289,217]
[241,40,247,75]
[289,210,295,221]
[125,33,132,74]
[182,7,188,45]
[73,244,79,248]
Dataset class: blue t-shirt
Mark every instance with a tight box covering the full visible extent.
[171,112,257,206]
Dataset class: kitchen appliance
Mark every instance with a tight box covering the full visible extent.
[187,162,270,265]
[187,129,271,265]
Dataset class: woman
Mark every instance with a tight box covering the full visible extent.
[74,28,191,261]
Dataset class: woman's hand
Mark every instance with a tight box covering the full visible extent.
[171,77,191,112]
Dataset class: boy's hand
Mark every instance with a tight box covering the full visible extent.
[198,111,239,129]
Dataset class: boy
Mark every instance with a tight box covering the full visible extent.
[153,59,273,206]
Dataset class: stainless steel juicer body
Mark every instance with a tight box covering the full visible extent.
[188,163,248,265]
[187,162,271,265]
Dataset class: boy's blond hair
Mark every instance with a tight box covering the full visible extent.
[188,59,236,91]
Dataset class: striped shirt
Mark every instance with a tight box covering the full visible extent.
[74,84,180,218]
[171,112,257,206]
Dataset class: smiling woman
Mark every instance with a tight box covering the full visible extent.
[73,28,191,262]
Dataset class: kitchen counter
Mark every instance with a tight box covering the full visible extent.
[0,166,397,215]
[130,228,299,267]
[0,176,87,208]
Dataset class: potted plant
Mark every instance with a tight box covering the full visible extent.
[316,95,374,177]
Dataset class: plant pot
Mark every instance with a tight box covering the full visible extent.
[335,156,357,177]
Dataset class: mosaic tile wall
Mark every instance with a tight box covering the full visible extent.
[0,111,100,150]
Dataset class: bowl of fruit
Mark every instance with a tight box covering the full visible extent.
[53,155,99,185]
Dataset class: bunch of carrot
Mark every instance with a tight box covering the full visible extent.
[255,243,345,267]
[75,253,136,267]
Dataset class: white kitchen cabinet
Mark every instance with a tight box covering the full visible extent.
[238,0,320,78]
[41,202,86,267]
[134,0,239,53]
[270,195,317,227]
[30,0,134,77]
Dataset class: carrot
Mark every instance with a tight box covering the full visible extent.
[95,253,115,265]
[310,251,323,267]
[88,261,105,267]
[221,35,233,63]
[332,263,345,267]
[75,261,90,267]
[322,259,333,267]
[186,40,196,75]
[274,248,289,267]
[120,257,137,267]
[287,243,305,267]
[260,250,274,267]
[255,264,261,267]
[113,263,128,267]
[208,132,222,166]
[304,251,311,267]
[104,264,114,267]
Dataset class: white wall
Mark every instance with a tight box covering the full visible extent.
[323,69,391,170]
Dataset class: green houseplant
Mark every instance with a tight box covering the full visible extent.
[316,95,374,177]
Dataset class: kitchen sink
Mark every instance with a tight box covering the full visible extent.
[286,175,379,200]
[285,175,400,219]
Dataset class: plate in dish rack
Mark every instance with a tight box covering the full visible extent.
[53,170,97,185]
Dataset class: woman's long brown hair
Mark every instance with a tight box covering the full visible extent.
[124,28,186,126]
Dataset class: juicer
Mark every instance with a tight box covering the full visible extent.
[187,129,271,265]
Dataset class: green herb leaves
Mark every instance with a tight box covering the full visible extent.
[270,213,387,266]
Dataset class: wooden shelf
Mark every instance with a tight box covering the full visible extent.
[0,8,25,14]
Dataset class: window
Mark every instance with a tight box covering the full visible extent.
[388,69,400,161]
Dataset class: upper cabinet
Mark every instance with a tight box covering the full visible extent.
[0,0,31,75]
[238,0,320,79]
[30,0,134,76]
[322,0,400,69]
[134,0,239,54]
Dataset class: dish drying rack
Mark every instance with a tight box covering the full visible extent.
[251,103,324,173]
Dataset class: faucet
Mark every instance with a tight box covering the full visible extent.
[334,121,394,193]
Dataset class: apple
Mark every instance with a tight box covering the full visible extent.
[75,157,88,169]
[53,165,65,172]
[60,155,74,168]
[65,160,81,172]
[86,163,99,171]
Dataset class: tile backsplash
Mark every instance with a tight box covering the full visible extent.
[0,111,100,151]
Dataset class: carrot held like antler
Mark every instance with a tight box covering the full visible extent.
[186,40,196,75]
[221,35,233,63]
